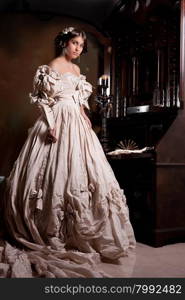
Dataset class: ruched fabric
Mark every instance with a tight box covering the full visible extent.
[1,65,135,278]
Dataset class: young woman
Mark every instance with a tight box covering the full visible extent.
[2,27,135,277]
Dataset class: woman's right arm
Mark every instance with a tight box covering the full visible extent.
[29,66,57,143]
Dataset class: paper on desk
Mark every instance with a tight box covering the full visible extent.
[107,147,152,155]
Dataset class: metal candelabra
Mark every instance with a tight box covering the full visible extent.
[96,77,113,153]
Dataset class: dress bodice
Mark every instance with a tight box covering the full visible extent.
[29,65,92,108]
[29,65,93,129]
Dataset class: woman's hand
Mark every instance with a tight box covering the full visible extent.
[47,128,57,143]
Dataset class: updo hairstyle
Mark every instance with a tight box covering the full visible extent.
[54,27,87,57]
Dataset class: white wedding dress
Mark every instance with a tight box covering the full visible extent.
[1,65,135,277]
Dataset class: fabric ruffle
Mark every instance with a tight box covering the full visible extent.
[29,65,61,129]
[73,75,92,109]
[29,65,61,107]
[29,65,92,128]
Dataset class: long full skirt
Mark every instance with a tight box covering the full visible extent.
[2,99,135,277]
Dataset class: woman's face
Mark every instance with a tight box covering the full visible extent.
[65,35,84,60]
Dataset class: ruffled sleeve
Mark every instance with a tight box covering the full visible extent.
[73,75,92,110]
[29,65,60,130]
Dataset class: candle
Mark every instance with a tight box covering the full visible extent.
[101,75,109,88]
[106,87,110,96]
[102,78,106,87]
[98,77,102,86]
[98,75,110,96]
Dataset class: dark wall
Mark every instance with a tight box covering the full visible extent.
[157,110,185,162]
[0,13,104,176]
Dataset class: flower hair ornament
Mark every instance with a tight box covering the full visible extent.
[55,27,75,49]
[62,27,74,35]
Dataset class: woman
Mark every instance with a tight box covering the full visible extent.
[2,27,135,277]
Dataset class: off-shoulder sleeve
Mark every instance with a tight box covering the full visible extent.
[29,65,59,129]
[73,75,92,110]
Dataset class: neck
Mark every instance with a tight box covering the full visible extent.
[59,54,72,64]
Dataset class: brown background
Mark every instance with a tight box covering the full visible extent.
[0,13,108,176]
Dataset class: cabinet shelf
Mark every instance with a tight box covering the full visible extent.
[107,107,178,149]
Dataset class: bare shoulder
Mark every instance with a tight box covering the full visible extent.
[73,64,81,75]
[48,58,59,70]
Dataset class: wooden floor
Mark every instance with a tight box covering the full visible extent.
[97,242,185,278]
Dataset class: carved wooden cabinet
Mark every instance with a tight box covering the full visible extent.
[105,0,181,116]
[106,110,178,247]
[107,152,157,246]
[102,0,185,247]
